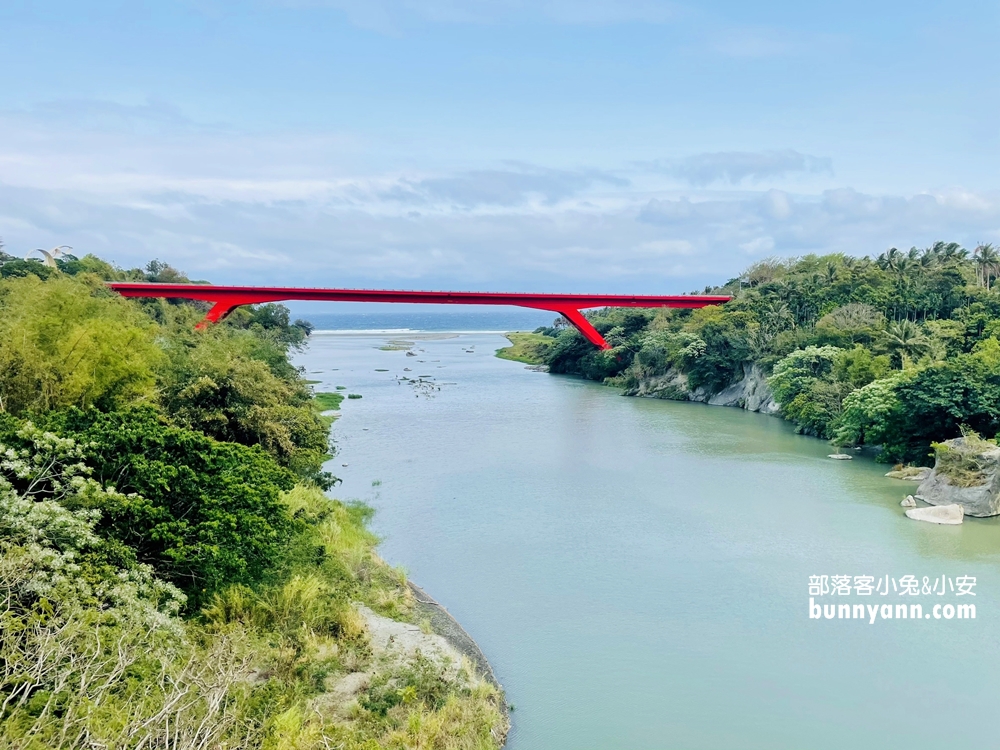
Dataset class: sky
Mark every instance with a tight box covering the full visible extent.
[2,0,999,294]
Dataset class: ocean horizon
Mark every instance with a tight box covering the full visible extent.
[299,309,558,333]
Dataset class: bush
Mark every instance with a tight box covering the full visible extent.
[33,407,296,605]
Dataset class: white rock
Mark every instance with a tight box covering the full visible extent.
[901,496,917,507]
[905,504,964,525]
[828,454,853,460]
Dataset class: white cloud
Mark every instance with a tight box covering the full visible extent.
[739,237,774,254]
[383,165,629,208]
[765,189,792,220]
[636,239,694,256]
[2,103,999,291]
[642,150,833,187]
[706,26,838,59]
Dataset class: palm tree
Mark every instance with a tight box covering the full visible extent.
[929,241,966,265]
[824,261,838,284]
[974,243,1000,289]
[877,247,903,272]
[885,320,930,368]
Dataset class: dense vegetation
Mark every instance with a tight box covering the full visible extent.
[495,332,555,364]
[537,242,1000,465]
[0,250,504,749]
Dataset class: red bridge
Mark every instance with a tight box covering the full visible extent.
[107,283,730,349]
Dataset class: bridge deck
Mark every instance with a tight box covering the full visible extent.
[107,282,730,349]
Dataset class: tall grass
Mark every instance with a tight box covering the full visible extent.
[1,484,504,749]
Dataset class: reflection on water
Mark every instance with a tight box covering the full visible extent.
[296,332,1000,750]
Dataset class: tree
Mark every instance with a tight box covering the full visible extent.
[158,329,332,481]
[834,345,1000,462]
[768,346,845,436]
[0,274,161,415]
[30,407,296,605]
[973,243,1000,289]
[884,320,930,368]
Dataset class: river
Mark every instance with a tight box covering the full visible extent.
[295,328,1000,749]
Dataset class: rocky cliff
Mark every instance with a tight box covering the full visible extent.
[623,362,780,415]
[916,437,1000,517]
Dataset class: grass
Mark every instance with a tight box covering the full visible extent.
[495,332,554,365]
[313,391,345,412]
[348,393,363,399]
[1,481,506,750]
[380,340,415,351]
[200,485,508,749]
[931,429,998,487]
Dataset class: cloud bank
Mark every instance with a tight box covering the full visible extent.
[1,105,998,292]
[643,150,833,187]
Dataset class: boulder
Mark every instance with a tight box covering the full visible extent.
[828,454,853,460]
[901,495,917,507]
[916,437,1000,517]
[905,504,964,525]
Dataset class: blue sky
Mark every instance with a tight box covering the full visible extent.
[2,0,998,293]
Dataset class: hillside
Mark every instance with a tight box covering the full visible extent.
[0,251,506,750]
[534,243,1000,465]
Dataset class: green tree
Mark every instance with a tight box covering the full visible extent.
[883,320,931,368]
[768,346,845,436]
[158,330,332,482]
[679,305,750,392]
[833,343,1000,462]
[33,407,296,604]
[0,274,161,415]
[831,345,891,390]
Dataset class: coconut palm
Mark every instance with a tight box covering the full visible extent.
[973,243,1000,289]
[885,320,930,367]
[876,247,904,272]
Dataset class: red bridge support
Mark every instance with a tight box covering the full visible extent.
[107,283,730,350]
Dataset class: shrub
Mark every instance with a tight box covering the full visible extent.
[34,407,296,606]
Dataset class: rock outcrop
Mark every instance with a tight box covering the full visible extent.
[885,466,931,481]
[624,362,780,415]
[905,504,964,525]
[916,437,1000,518]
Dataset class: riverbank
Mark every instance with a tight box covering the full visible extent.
[409,582,511,743]
[495,332,553,364]
[620,361,780,416]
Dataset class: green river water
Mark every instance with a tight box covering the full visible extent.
[296,331,1000,750]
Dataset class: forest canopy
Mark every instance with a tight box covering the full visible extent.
[540,242,1000,464]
